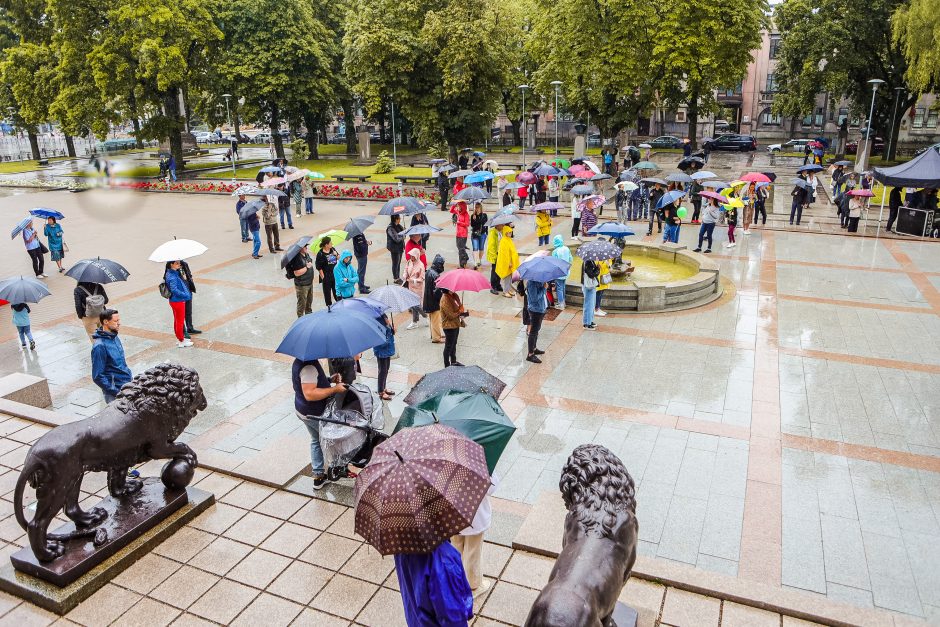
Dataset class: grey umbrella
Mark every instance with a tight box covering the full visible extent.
[454,187,489,201]
[0,276,51,303]
[641,177,667,186]
[489,214,515,227]
[343,216,376,238]
[791,177,812,190]
[448,169,474,179]
[666,172,693,183]
[368,285,421,313]
[503,182,524,190]
[403,224,443,236]
[701,180,732,189]
[571,184,594,196]
[248,188,287,197]
[280,236,314,268]
[238,199,266,219]
[403,365,507,406]
[65,258,130,284]
[591,173,613,182]
[438,164,456,174]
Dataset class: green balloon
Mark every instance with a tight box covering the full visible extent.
[677,207,688,218]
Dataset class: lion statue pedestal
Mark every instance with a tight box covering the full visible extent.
[524,444,639,627]
[7,364,211,589]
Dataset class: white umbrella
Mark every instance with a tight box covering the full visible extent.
[149,238,208,262]
[286,169,309,182]
[494,169,515,177]
[260,176,286,188]
[231,185,258,197]
[639,143,652,149]
[483,159,499,170]
[584,161,601,174]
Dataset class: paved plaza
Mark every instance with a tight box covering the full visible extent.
[0,151,938,625]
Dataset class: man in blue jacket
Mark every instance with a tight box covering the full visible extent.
[91,309,132,403]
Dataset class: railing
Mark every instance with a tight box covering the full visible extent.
[760,91,776,102]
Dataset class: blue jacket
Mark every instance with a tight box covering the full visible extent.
[394,541,473,627]
[526,281,547,314]
[164,269,192,302]
[333,250,358,298]
[373,318,396,358]
[91,328,132,398]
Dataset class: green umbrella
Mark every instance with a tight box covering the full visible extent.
[310,229,347,251]
[394,391,516,474]
[551,158,571,168]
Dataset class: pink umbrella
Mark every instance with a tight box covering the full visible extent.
[578,194,607,211]
[577,170,596,179]
[516,172,536,185]
[739,172,772,183]
[568,164,587,175]
[848,188,875,197]
[261,176,286,187]
[436,269,491,293]
[699,190,729,203]
[285,169,309,182]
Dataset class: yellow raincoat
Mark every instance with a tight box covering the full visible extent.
[486,226,501,264]
[535,211,552,237]
[597,259,611,292]
[495,226,519,279]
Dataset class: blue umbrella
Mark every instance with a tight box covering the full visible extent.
[378,196,427,216]
[403,224,442,236]
[65,258,130,284]
[10,217,31,240]
[498,204,519,215]
[331,297,389,318]
[518,256,570,282]
[259,165,282,173]
[463,171,493,184]
[690,171,717,180]
[589,222,635,237]
[655,190,686,209]
[454,186,489,201]
[0,276,51,303]
[472,151,485,157]
[275,307,387,360]
[29,208,64,220]
[533,164,559,176]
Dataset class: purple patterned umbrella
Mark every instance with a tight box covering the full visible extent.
[353,423,490,555]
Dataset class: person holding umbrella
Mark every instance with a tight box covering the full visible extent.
[18,219,46,278]
[441,288,467,367]
[647,183,665,236]
[43,217,65,273]
[386,215,406,284]
[373,313,396,400]
[790,176,808,226]
[163,261,193,348]
[485,221,503,294]
[286,241,316,317]
[409,209,432,250]
[74,280,109,340]
[352,232,372,295]
[694,196,721,253]
[525,276,548,363]
[91,309,132,403]
[316,237,340,306]
[11,303,35,350]
[404,248,428,329]
[261,198,282,253]
[581,257,600,330]
[579,197,599,237]
[246,203,263,258]
[469,203,487,269]
[451,201,471,268]
[495,225,519,297]
[235,193,250,242]
[425,254,446,343]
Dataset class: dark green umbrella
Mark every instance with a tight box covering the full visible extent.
[394,391,516,474]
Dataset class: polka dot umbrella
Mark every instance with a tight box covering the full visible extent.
[353,423,490,555]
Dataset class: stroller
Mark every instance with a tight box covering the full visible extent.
[308,382,388,482]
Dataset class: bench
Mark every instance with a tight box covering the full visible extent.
[334,174,372,183]
[37,159,49,166]
[395,175,436,185]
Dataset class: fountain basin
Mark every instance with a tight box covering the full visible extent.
[559,241,721,312]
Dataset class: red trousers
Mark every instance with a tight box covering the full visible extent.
[170,300,186,341]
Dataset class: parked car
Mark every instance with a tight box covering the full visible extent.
[914,142,940,156]
[845,137,884,155]
[767,139,811,153]
[329,134,347,144]
[704,134,757,151]
[649,135,684,149]
[96,138,137,151]
[193,131,214,144]
[587,133,601,147]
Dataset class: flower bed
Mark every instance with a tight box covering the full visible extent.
[0,178,88,190]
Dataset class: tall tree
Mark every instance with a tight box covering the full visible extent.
[774,0,923,160]
[893,0,940,93]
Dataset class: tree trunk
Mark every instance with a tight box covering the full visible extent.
[233,107,241,140]
[271,103,285,159]
[510,120,521,147]
[128,91,143,149]
[303,109,320,160]
[687,86,700,150]
[886,94,917,161]
[163,89,185,169]
[448,144,458,163]
[342,99,356,153]
[27,131,40,160]
[64,134,76,158]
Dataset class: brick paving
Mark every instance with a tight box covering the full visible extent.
[0,150,937,624]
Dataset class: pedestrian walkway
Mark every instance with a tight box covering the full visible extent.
[0,175,938,624]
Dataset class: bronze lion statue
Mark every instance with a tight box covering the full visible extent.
[525,444,638,627]
[13,363,206,562]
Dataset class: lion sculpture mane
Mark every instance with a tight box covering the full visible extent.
[525,443,638,627]
[13,363,206,562]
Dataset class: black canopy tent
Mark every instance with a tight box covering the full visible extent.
[871,148,940,234]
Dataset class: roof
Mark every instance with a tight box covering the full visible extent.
[873,147,940,188]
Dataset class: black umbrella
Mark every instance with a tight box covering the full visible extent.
[437,164,456,174]
[454,187,489,201]
[378,196,426,216]
[403,365,507,406]
[577,240,621,262]
[0,276,51,303]
[343,216,376,238]
[280,236,313,268]
[238,199,265,219]
[66,258,130,284]
[762,171,778,182]
[641,177,667,186]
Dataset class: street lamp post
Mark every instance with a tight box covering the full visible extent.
[390,97,397,167]
[221,94,236,182]
[886,86,905,161]
[551,80,562,158]
[859,79,885,172]
[518,84,529,168]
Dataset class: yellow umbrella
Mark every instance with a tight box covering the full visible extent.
[310,229,347,251]
[721,197,744,209]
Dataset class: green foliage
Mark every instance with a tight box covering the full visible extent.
[290,139,309,160]
[893,0,940,93]
[374,150,395,173]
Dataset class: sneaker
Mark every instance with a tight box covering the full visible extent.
[472,580,493,598]
[360,288,371,294]
[693,247,702,252]
[29,340,35,350]
[312,475,329,490]
[743,230,751,235]
[406,322,418,330]
[534,349,545,355]
[187,329,203,335]
[583,323,597,330]
[394,279,403,285]
[526,354,542,364]
[646,231,652,236]
[729,242,736,248]
[289,226,295,229]
[724,242,732,248]
[595,309,607,317]
[704,249,712,254]
[275,247,285,251]
[58,267,64,273]
[178,339,194,348]
[36,274,46,279]
[252,254,263,259]
[489,289,500,295]
[451,361,466,367]
[20,344,25,348]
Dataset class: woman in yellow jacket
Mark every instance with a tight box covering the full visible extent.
[535,210,552,246]
[594,258,612,316]
[486,224,502,294]
[495,225,519,297]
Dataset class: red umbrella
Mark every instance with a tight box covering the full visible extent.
[436,269,491,292]
[848,188,875,197]
[516,171,536,185]
[739,172,772,183]
[354,423,490,555]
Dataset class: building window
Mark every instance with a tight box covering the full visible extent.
[769,36,781,59]
[928,109,939,129]
[676,111,686,123]
[838,108,848,125]
[765,74,777,92]
[760,108,781,126]
[913,107,925,128]
[815,107,824,127]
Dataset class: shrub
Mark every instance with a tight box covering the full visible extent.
[289,139,309,161]
[374,150,395,174]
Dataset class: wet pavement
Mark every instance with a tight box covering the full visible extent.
[0,152,939,623]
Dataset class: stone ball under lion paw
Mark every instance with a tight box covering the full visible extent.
[161,458,195,490]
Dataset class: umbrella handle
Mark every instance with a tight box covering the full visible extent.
[431,412,440,424]
[394,450,405,463]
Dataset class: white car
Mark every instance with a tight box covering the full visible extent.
[193,131,214,144]
[767,139,810,153]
